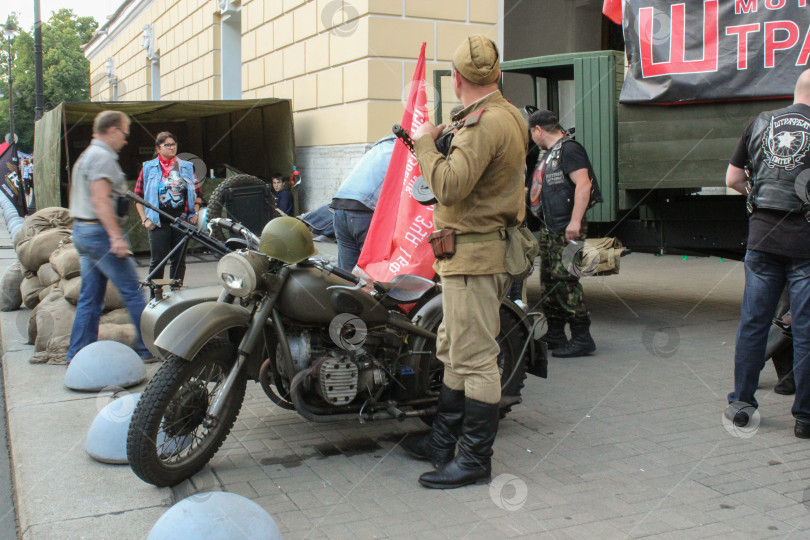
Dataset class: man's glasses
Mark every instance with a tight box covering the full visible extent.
[159,143,177,148]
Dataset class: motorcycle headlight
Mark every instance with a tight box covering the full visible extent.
[196,207,209,231]
[216,251,270,297]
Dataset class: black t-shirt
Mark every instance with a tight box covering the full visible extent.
[730,119,810,257]
[561,140,593,177]
[730,121,754,169]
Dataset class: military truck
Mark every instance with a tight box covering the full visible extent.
[475,0,804,258]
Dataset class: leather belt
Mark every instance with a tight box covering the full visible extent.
[455,229,507,244]
[75,218,100,223]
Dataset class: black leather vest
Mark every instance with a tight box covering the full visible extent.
[748,104,810,213]
[539,136,577,233]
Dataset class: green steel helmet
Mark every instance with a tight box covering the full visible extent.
[259,216,317,264]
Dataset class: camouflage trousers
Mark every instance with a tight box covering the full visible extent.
[539,227,590,323]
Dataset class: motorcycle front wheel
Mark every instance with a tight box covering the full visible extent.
[127,338,246,487]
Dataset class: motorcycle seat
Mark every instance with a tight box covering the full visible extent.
[373,274,437,304]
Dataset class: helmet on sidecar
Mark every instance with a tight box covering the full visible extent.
[259,216,317,264]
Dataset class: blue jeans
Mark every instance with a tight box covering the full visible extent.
[728,250,810,422]
[333,209,373,271]
[66,222,149,362]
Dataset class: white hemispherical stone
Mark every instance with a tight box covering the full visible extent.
[65,341,146,391]
[148,492,283,540]
[85,392,141,464]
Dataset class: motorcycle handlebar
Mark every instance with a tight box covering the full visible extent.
[324,263,362,285]
[209,218,260,246]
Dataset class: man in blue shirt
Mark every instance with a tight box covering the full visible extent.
[331,135,395,270]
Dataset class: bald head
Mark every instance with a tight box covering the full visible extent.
[795,69,810,105]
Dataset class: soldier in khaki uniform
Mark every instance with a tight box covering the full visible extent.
[400,35,528,489]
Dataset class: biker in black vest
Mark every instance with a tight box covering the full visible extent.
[528,110,597,358]
[724,68,810,439]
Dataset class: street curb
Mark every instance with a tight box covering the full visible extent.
[0,215,172,539]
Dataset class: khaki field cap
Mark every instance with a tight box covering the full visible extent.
[452,35,500,85]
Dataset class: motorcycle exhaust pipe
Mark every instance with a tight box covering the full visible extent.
[290,370,437,423]
[386,404,406,421]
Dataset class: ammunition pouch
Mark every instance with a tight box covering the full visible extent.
[428,229,456,259]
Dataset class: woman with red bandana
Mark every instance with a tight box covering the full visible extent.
[134,132,202,292]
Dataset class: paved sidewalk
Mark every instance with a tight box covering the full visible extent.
[3,224,810,538]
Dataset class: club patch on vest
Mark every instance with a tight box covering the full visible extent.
[762,113,810,171]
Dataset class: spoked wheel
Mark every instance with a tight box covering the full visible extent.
[417,306,528,426]
[206,174,273,241]
[127,338,246,487]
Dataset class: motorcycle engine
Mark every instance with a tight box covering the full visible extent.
[313,356,359,405]
[280,332,389,405]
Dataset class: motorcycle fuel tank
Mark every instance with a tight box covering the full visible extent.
[277,266,388,325]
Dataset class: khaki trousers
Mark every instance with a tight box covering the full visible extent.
[435,273,511,404]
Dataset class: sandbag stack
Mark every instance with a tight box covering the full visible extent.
[2,207,138,365]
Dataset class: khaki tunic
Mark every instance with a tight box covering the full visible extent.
[413,91,527,403]
[414,91,528,276]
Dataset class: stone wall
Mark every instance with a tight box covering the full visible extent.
[295,142,375,212]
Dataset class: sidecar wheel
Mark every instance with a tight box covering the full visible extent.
[127,338,246,487]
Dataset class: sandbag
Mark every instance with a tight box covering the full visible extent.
[0,261,24,312]
[27,304,38,345]
[38,283,57,302]
[49,241,80,280]
[33,289,76,353]
[61,276,125,311]
[30,336,70,365]
[100,309,131,325]
[17,228,72,272]
[20,272,45,310]
[99,323,137,349]
[22,207,72,239]
[29,324,136,365]
[12,226,25,250]
[37,263,60,288]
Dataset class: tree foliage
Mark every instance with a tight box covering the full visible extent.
[0,9,97,152]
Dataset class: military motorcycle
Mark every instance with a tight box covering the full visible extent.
[125,192,547,487]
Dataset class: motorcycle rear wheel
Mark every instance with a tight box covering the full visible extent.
[420,306,528,425]
[127,338,246,487]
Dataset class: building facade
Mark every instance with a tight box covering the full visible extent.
[84,0,504,210]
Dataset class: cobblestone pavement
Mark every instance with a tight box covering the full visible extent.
[5,232,810,538]
[173,254,808,539]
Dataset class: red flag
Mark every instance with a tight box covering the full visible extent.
[603,0,622,24]
[357,43,436,282]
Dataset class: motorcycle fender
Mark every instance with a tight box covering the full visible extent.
[412,293,443,331]
[141,285,222,357]
[154,301,251,361]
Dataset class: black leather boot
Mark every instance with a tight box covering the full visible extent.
[772,349,796,395]
[553,319,596,358]
[400,384,464,467]
[540,317,567,350]
[418,397,499,489]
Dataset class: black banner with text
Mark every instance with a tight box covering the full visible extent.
[620,0,810,103]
